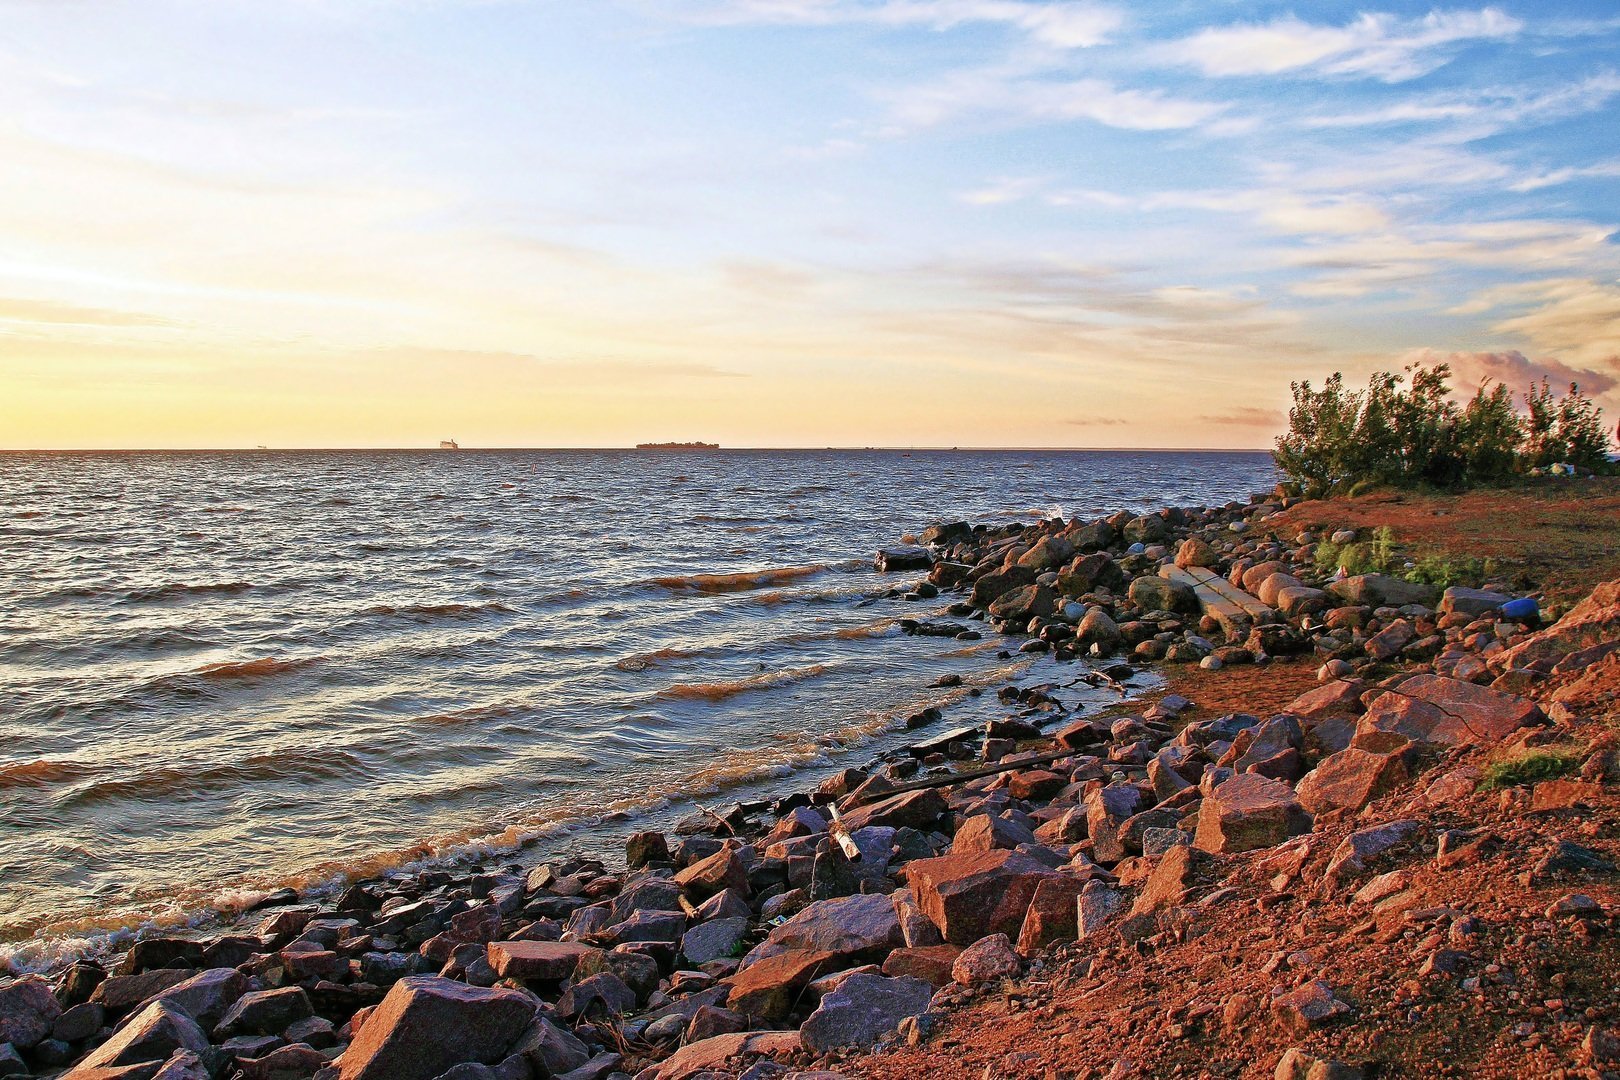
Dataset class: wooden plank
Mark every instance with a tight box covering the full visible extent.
[1159,565,1270,636]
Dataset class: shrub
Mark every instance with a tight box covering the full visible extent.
[1478,746,1582,791]
[1404,552,1492,589]
[1314,526,1399,576]
[1273,364,1613,493]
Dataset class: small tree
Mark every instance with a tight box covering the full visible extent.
[1556,383,1611,469]
[1274,373,1364,496]
[1457,381,1522,484]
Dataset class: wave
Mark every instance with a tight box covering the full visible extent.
[646,564,831,594]
[833,619,899,640]
[0,759,99,791]
[188,656,322,681]
[412,702,525,726]
[122,581,255,603]
[366,601,516,620]
[56,747,369,809]
[655,663,830,702]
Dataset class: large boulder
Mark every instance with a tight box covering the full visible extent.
[66,1000,208,1075]
[1496,576,1620,670]
[904,850,1055,946]
[1123,515,1167,545]
[1327,574,1436,608]
[486,940,599,982]
[1015,875,1089,952]
[1352,675,1544,750]
[988,584,1057,623]
[798,974,933,1055]
[1256,572,1302,608]
[950,933,1022,986]
[1194,774,1312,854]
[1085,783,1143,864]
[149,968,250,1030]
[1283,681,1366,756]
[969,567,1037,610]
[838,788,945,832]
[680,918,748,966]
[633,1031,801,1080]
[764,893,904,961]
[673,846,750,898]
[1017,535,1075,572]
[951,813,1037,854]
[1075,608,1122,649]
[1128,577,1196,614]
[0,974,60,1050]
[1058,553,1126,596]
[724,950,840,1019]
[1295,746,1417,815]
[875,545,933,572]
[214,986,311,1038]
[1175,538,1219,569]
[336,976,535,1080]
[1439,587,1511,618]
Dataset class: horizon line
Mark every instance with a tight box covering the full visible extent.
[0,444,1277,454]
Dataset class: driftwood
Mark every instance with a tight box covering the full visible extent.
[825,804,864,862]
[841,744,1080,809]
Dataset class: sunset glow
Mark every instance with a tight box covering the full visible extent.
[3,1,1618,448]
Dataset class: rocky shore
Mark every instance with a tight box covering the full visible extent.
[2,489,1617,1080]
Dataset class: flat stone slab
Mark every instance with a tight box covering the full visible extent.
[1160,565,1271,637]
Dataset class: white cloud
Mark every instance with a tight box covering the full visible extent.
[666,0,1123,48]
[884,69,1224,131]
[1508,161,1620,192]
[1154,8,1523,83]
[1299,71,1620,133]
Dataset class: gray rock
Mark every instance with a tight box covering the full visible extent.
[764,892,904,961]
[1077,880,1127,938]
[150,967,250,1029]
[798,974,933,1055]
[0,975,61,1050]
[336,977,535,1080]
[1327,574,1436,608]
[70,1000,209,1072]
[215,986,313,1038]
[681,917,748,965]
[509,1017,590,1077]
[1439,586,1511,617]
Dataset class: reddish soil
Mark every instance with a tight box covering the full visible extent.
[1272,479,1620,607]
[836,490,1620,1080]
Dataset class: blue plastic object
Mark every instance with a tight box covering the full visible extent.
[1500,597,1539,621]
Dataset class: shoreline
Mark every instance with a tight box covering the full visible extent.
[2,480,1616,1080]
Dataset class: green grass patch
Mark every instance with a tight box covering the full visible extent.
[1478,746,1583,791]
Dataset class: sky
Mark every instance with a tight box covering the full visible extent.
[2,0,1618,449]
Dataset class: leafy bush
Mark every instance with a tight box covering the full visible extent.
[1405,552,1493,589]
[1274,363,1613,494]
[1479,747,1582,791]
[1315,526,1399,576]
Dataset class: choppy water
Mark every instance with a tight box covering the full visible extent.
[0,448,1276,970]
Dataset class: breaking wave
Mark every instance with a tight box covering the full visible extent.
[655,663,832,702]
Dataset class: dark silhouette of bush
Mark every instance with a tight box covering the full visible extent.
[1274,363,1611,496]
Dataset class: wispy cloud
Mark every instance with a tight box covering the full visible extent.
[881,69,1223,132]
[1153,8,1522,83]
[664,0,1123,48]
[1198,406,1284,428]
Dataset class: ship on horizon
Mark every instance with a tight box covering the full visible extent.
[636,440,719,450]
[439,439,460,450]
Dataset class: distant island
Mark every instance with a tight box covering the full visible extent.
[636,441,719,450]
